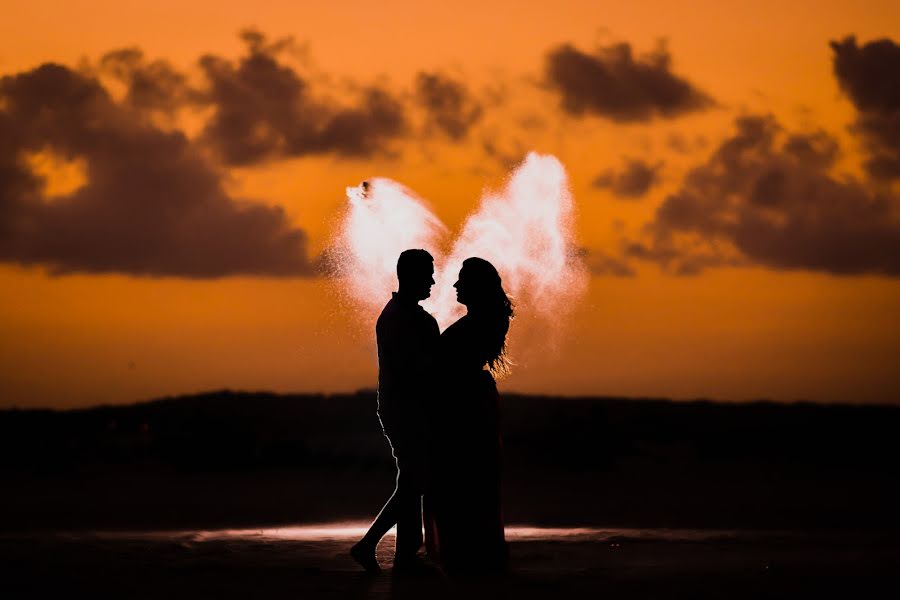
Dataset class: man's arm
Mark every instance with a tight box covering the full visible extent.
[376,311,403,388]
[414,314,440,372]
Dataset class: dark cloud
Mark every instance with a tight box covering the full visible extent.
[197,30,406,165]
[480,136,525,170]
[99,47,193,114]
[545,41,714,121]
[593,158,663,199]
[622,239,744,276]
[586,249,636,277]
[629,115,900,276]
[831,36,900,181]
[0,63,312,277]
[414,72,482,140]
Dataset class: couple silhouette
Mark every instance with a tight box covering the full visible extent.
[351,249,513,576]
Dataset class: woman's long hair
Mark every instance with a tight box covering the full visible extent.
[461,257,515,378]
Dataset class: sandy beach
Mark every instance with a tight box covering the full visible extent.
[3,523,894,599]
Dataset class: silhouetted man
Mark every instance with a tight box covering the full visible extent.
[351,249,439,572]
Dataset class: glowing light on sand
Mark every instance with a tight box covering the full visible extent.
[192,523,608,542]
[62,523,757,544]
[332,153,586,333]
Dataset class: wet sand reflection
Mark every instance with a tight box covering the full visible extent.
[56,522,787,544]
[2,522,894,598]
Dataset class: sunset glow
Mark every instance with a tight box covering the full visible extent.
[1,1,899,407]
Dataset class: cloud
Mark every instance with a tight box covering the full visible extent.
[0,63,312,277]
[582,248,635,277]
[480,136,526,170]
[99,47,193,114]
[593,158,663,199]
[831,36,900,181]
[414,72,482,140]
[622,239,744,276]
[544,41,714,121]
[666,132,708,154]
[197,30,406,165]
[628,115,900,275]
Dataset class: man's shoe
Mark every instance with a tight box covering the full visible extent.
[350,541,381,573]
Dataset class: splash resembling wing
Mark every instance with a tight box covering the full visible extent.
[335,178,448,318]
[333,154,585,334]
[424,153,586,329]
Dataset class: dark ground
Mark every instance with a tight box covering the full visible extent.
[2,390,898,531]
[2,526,895,599]
[1,391,898,597]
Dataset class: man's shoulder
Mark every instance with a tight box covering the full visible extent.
[408,302,438,325]
[377,297,401,324]
[376,297,437,330]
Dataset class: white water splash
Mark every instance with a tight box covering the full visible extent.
[335,178,447,313]
[426,153,585,328]
[331,152,586,335]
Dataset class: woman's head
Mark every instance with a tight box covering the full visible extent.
[454,257,514,377]
[453,258,505,308]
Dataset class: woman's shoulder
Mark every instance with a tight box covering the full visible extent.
[439,316,475,353]
[441,314,471,335]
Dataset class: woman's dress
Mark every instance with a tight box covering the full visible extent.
[429,314,508,575]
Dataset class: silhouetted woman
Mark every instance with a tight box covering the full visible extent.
[430,257,513,575]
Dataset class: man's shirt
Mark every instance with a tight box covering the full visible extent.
[375,292,440,436]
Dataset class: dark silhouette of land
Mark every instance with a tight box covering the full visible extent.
[1,390,897,532]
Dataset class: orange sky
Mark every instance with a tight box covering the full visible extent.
[1,0,899,407]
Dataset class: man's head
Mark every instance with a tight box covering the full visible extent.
[397,249,435,301]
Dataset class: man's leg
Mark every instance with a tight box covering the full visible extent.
[351,491,396,571]
[354,454,424,563]
[351,434,406,572]
[352,432,427,571]
[393,457,424,560]
[358,475,401,548]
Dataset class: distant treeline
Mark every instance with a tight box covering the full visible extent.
[1,391,898,531]
[2,390,897,473]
